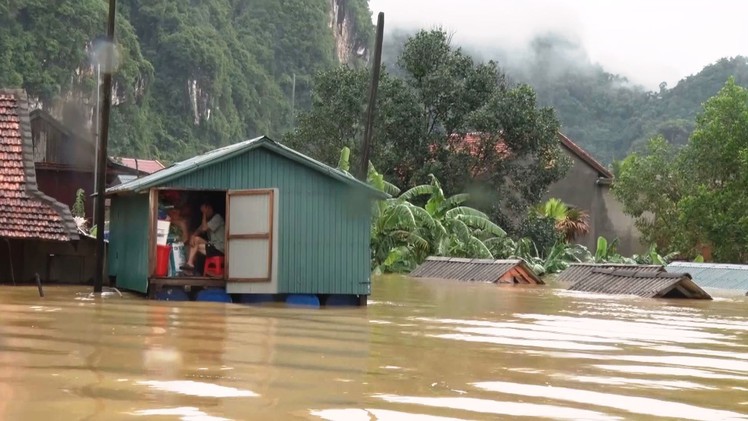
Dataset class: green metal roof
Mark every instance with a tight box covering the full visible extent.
[105,136,389,199]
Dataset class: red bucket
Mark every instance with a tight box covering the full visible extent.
[155,244,172,277]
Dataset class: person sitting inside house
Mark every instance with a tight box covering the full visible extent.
[180,200,225,273]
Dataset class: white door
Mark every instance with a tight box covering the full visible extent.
[226,189,275,282]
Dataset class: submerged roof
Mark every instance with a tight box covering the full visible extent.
[556,263,665,284]
[666,261,748,292]
[106,136,388,199]
[0,90,78,241]
[410,256,544,285]
[567,267,712,299]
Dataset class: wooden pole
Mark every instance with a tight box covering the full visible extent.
[358,12,384,181]
[94,0,117,293]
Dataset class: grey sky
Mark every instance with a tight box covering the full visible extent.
[368,0,748,90]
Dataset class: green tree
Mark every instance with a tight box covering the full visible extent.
[677,77,748,261]
[612,135,685,252]
[287,28,570,230]
[535,198,590,243]
[613,78,748,262]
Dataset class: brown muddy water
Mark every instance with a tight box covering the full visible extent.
[0,277,747,420]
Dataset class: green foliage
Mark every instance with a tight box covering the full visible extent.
[614,77,748,262]
[288,28,570,231]
[612,135,685,251]
[72,188,86,218]
[365,167,509,274]
[0,0,373,162]
[535,198,590,243]
[515,213,561,259]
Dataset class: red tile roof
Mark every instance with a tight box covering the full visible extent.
[0,90,78,241]
[432,131,612,179]
[557,132,613,179]
[113,157,165,174]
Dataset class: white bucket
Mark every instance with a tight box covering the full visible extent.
[171,242,186,274]
[156,220,171,245]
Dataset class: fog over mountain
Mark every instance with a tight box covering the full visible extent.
[370,0,748,90]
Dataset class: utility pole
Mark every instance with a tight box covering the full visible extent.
[92,63,101,215]
[358,12,384,181]
[94,0,117,293]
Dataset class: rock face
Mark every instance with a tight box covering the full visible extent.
[329,0,369,64]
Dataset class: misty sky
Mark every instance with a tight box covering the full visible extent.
[368,0,748,90]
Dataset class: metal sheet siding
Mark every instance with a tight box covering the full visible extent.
[666,262,748,291]
[107,193,150,293]
[161,149,371,295]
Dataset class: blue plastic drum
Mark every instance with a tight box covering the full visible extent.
[196,288,233,303]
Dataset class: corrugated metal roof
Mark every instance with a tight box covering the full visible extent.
[666,261,748,292]
[410,257,544,284]
[556,263,665,285]
[567,267,712,299]
[105,136,388,199]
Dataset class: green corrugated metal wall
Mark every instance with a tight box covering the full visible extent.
[160,148,372,295]
[108,193,150,293]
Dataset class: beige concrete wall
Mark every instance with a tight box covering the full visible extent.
[545,150,646,256]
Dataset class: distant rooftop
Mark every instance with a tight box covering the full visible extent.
[666,261,748,292]
[113,157,165,174]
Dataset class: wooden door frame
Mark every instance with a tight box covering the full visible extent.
[147,188,158,277]
[225,189,275,282]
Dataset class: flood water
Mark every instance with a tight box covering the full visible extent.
[1,277,748,420]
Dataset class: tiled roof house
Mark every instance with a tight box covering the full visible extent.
[0,89,78,242]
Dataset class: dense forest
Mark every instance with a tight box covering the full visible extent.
[0,0,373,162]
[1,1,747,167]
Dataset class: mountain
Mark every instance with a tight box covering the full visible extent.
[483,36,748,164]
[0,0,373,163]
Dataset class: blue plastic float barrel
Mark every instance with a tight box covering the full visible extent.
[285,294,320,308]
[196,288,233,303]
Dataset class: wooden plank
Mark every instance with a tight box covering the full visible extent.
[267,189,275,282]
[224,190,230,281]
[150,277,226,288]
[147,188,158,277]
[227,233,270,240]
[227,277,271,283]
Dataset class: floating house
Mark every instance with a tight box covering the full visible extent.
[666,261,748,294]
[0,89,86,284]
[566,266,712,299]
[410,257,544,284]
[105,136,387,305]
